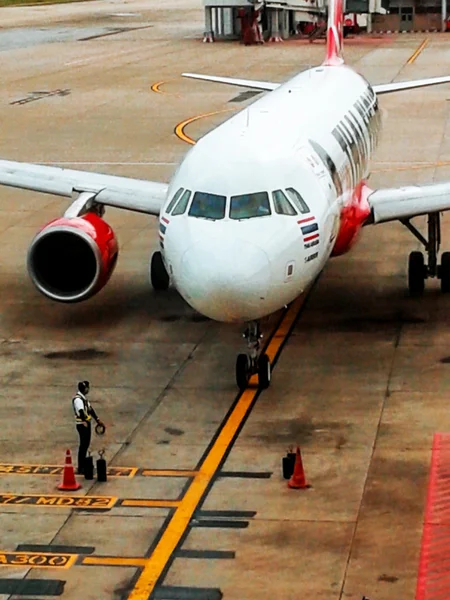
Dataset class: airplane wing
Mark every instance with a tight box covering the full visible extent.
[373,75,450,95]
[0,159,168,215]
[368,181,450,224]
[183,72,450,95]
[182,72,279,91]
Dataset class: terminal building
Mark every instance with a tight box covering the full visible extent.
[202,0,447,42]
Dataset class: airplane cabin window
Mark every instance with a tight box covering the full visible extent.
[272,190,297,215]
[172,189,192,216]
[189,191,226,220]
[166,188,184,214]
[230,192,271,220]
[286,187,310,214]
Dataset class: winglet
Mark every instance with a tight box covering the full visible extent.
[323,0,344,66]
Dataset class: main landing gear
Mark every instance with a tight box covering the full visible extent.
[150,251,169,291]
[235,321,272,391]
[404,212,450,295]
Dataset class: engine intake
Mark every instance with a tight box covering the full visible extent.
[28,213,118,302]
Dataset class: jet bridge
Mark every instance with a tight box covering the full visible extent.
[202,0,385,42]
[202,0,326,42]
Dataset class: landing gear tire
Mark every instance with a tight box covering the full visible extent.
[441,252,450,293]
[150,251,169,291]
[408,251,425,297]
[236,353,251,390]
[258,354,271,390]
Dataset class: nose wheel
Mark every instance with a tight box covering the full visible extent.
[150,251,169,291]
[235,322,271,390]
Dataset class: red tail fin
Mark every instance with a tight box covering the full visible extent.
[323,0,344,66]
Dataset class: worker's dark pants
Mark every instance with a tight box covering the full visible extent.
[76,422,91,473]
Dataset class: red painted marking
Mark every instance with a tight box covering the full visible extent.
[297,216,315,225]
[304,233,320,242]
[416,433,450,600]
[162,217,170,225]
[331,181,372,257]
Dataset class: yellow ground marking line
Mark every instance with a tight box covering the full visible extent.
[0,551,76,569]
[0,464,137,478]
[141,469,198,477]
[0,493,117,509]
[120,499,180,508]
[151,81,166,94]
[373,159,450,174]
[0,464,198,478]
[82,556,148,567]
[406,38,429,64]
[174,108,235,145]
[128,295,308,600]
[150,80,181,97]
[0,494,179,510]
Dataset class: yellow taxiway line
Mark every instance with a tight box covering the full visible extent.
[174,109,235,145]
[406,38,429,65]
[120,499,180,508]
[141,469,198,477]
[83,556,148,567]
[151,81,166,94]
[128,295,308,600]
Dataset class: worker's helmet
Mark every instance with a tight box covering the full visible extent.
[78,380,90,395]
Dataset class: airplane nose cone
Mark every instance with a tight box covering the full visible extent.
[176,239,271,322]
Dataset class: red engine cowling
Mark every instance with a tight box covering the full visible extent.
[27,213,118,302]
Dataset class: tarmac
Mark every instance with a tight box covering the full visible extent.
[1,1,450,598]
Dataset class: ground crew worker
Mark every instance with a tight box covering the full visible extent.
[72,381,104,474]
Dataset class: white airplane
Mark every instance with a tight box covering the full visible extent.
[2,0,450,390]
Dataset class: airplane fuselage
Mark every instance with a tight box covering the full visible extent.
[159,65,382,323]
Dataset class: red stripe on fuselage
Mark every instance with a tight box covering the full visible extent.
[304,233,320,242]
[298,216,315,224]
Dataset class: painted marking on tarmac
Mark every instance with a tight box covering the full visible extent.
[0,552,149,569]
[0,551,76,569]
[127,293,310,600]
[406,38,429,64]
[151,80,181,97]
[0,494,117,509]
[0,493,181,511]
[174,109,235,145]
[151,81,167,94]
[140,469,198,478]
[119,499,180,508]
[82,556,148,567]
[0,464,136,478]
[0,464,195,478]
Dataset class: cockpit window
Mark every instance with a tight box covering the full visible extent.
[286,187,310,214]
[272,190,297,216]
[230,192,271,220]
[166,188,184,214]
[189,192,226,220]
[172,189,192,216]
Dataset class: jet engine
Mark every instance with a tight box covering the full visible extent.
[27,213,118,302]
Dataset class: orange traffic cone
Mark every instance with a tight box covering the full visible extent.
[288,446,309,489]
[57,449,81,491]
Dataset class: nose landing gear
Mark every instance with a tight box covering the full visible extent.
[403,212,450,296]
[235,321,271,390]
[150,251,170,291]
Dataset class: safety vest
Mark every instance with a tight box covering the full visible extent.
[72,394,92,423]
